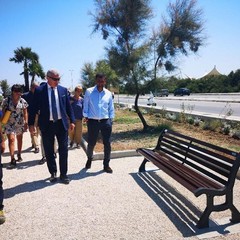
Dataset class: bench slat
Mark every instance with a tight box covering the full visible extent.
[159,134,234,185]
[138,148,223,193]
[166,129,238,158]
[164,133,235,164]
[154,150,224,190]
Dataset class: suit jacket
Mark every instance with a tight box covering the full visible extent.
[28,83,75,132]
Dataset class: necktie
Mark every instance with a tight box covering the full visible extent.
[51,87,58,122]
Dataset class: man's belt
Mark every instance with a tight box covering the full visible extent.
[88,118,109,122]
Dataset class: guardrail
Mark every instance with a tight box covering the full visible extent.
[119,102,240,123]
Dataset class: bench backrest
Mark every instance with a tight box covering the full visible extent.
[155,129,240,189]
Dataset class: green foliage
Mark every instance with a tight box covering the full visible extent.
[91,0,153,43]
[9,46,44,92]
[142,68,240,94]
[0,79,11,97]
[81,62,96,89]
[202,119,221,132]
[81,59,118,90]
[154,123,173,132]
[115,116,140,125]
[221,122,231,135]
[152,0,205,80]
[91,0,153,94]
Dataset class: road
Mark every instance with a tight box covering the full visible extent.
[116,93,240,121]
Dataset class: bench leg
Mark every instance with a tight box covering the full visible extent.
[196,195,213,228]
[230,205,240,223]
[197,191,240,228]
[228,190,240,223]
[139,158,148,172]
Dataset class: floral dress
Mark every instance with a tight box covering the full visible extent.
[1,97,28,135]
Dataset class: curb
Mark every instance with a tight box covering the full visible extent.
[81,138,240,177]
[81,137,140,161]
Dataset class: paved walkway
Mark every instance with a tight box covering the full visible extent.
[0,133,240,239]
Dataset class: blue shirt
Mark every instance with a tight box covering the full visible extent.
[70,96,84,120]
[83,86,115,120]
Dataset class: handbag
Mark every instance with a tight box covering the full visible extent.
[1,97,11,124]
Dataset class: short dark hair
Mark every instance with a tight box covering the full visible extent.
[11,84,24,92]
[95,73,105,79]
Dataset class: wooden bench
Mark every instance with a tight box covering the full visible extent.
[136,129,240,228]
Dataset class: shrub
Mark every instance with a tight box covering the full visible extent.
[202,119,221,132]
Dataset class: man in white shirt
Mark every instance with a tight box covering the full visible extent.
[83,73,115,173]
[29,69,75,184]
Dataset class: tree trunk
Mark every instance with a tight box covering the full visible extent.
[31,74,35,85]
[24,61,29,92]
[134,93,149,131]
[154,55,161,82]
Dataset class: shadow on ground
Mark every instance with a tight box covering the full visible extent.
[4,168,104,200]
[130,170,229,238]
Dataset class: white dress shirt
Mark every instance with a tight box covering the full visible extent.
[47,84,61,120]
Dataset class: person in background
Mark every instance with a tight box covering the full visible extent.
[0,114,6,224]
[22,82,40,153]
[1,84,28,168]
[39,136,57,165]
[83,73,115,173]
[69,85,84,149]
[29,69,75,184]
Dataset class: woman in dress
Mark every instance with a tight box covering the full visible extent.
[1,84,28,168]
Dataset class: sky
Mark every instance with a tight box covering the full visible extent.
[1,0,240,89]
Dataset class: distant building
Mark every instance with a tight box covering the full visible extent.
[203,65,222,77]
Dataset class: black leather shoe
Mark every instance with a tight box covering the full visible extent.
[38,157,46,165]
[85,159,92,169]
[60,175,70,184]
[34,148,40,153]
[104,166,113,173]
[49,173,57,183]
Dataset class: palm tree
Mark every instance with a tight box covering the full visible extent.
[9,47,45,92]
[0,79,11,98]
[29,61,45,85]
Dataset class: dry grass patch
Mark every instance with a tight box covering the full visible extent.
[82,109,240,153]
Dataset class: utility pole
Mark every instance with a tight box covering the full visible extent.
[69,70,74,90]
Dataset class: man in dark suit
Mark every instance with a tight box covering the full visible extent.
[22,82,40,153]
[29,69,75,184]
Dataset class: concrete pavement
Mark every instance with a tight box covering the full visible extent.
[0,132,240,239]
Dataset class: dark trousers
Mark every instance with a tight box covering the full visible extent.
[41,120,68,176]
[87,119,112,167]
[0,153,3,210]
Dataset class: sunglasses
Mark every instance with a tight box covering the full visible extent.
[47,75,60,81]
[13,89,23,93]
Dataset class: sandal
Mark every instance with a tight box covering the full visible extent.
[8,158,16,169]
[17,154,23,162]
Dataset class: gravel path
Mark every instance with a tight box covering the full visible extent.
[0,133,240,239]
